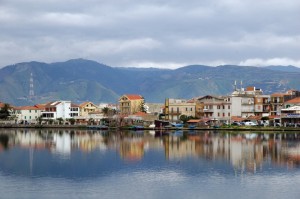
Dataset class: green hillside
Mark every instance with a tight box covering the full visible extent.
[0,59,300,105]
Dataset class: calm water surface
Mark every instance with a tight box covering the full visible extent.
[1,129,300,199]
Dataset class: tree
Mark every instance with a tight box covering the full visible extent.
[140,97,147,113]
[102,107,109,117]
[0,103,12,120]
[57,117,64,125]
[68,118,76,125]
[179,115,195,124]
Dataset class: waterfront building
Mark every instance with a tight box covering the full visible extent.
[270,90,300,116]
[231,86,270,118]
[283,97,300,108]
[79,102,100,117]
[164,98,196,122]
[13,105,43,123]
[41,101,79,120]
[280,106,300,125]
[195,95,231,124]
[144,103,164,114]
[119,94,144,115]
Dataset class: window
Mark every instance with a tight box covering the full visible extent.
[190,108,193,111]
[186,108,188,111]
[217,105,220,109]
[223,113,225,117]
[228,113,230,116]
[228,105,230,109]
[223,105,225,109]
[30,116,31,119]
[29,110,31,113]
[218,113,220,116]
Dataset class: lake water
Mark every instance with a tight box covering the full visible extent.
[1,129,300,199]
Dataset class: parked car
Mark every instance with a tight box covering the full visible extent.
[231,122,241,126]
[244,121,257,126]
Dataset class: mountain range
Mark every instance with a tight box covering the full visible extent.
[0,58,300,106]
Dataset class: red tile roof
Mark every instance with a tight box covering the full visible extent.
[13,106,42,110]
[271,93,287,97]
[247,115,261,120]
[133,112,147,116]
[231,116,244,122]
[187,119,201,123]
[285,97,300,104]
[125,94,143,100]
[34,104,46,109]
[246,86,255,91]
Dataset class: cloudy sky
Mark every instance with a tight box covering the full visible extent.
[0,0,300,68]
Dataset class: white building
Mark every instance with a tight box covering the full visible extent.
[13,106,43,123]
[41,101,79,120]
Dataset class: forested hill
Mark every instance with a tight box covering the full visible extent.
[1,58,300,105]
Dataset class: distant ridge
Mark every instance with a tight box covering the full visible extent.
[0,59,300,106]
[264,65,300,73]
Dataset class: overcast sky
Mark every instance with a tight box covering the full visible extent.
[0,0,299,68]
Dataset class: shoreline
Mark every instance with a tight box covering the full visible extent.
[1,123,300,132]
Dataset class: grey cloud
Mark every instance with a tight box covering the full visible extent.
[0,0,299,68]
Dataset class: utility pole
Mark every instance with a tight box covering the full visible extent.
[29,73,34,101]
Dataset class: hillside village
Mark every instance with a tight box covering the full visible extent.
[1,85,300,128]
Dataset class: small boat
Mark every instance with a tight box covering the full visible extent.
[149,124,155,128]
[87,125,108,130]
[171,123,183,128]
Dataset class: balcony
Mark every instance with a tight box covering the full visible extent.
[168,112,182,116]
[203,109,214,112]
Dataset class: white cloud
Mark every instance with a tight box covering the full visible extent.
[239,58,300,67]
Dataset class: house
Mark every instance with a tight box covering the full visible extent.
[284,97,300,108]
[231,86,270,118]
[79,102,99,117]
[13,105,43,123]
[196,95,231,124]
[41,101,79,120]
[281,106,300,126]
[119,94,144,115]
[270,90,300,116]
[164,98,196,122]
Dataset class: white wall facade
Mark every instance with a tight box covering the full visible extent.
[231,96,242,117]
[15,109,42,123]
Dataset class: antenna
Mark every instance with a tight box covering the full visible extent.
[29,73,34,100]
[234,80,237,91]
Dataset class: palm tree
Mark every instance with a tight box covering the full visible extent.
[102,107,109,117]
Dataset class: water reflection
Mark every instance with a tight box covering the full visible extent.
[1,129,300,173]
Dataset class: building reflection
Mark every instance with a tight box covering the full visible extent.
[1,129,300,170]
[162,131,300,172]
